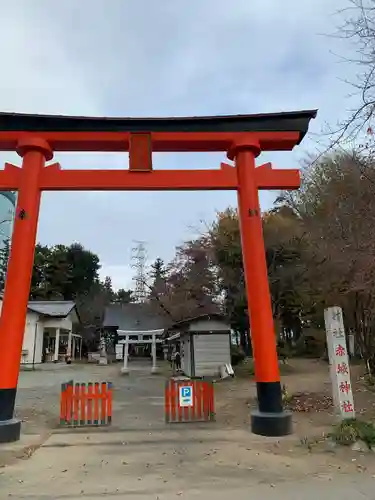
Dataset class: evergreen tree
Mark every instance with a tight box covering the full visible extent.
[150,257,167,281]
[30,243,101,300]
[103,276,115,303]
[149,258,167,296]
[115,288,134,304]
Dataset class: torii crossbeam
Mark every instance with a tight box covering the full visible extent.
[0,110,317,442]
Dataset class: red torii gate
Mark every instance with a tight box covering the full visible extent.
[0,110,316,442]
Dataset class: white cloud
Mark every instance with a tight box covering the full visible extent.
[99,264,134,292]
[0,0,358,289]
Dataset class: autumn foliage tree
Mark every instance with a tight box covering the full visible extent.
[282,151,375,370]
[203,205,312,352]
[153,147,375,370]
[206,208,249,351]
[153,241,219,322]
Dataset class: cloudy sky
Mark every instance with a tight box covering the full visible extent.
[0,0,357,289]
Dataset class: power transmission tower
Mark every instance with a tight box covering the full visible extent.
[131,241,148,302]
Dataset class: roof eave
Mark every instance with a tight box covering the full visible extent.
[166,312,228,332]
[0,110,317,148]
[27,302,77,319]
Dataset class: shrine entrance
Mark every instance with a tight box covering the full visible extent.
[0,109,317,443]
[117,328,164,374]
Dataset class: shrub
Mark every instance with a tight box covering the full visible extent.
[331,419,375,448]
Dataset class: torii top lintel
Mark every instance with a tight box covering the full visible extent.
[0,109,317,192]
[0,109,317,152]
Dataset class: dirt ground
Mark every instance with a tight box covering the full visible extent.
[0,362,122,467]
[215,358,375,429]
[215,358,375,466]
[6,359,375,446]
[2,359,375,497]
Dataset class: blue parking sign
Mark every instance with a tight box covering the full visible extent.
[179,385,193,407]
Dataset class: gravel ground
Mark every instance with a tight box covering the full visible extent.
[15,363,121,435]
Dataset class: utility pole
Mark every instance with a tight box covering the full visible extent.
[131,241,148,303]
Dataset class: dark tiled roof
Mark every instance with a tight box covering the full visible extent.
[0,293,77,319]
[27,300,76,318]
[164,313,230,336]
[103,303,167,331]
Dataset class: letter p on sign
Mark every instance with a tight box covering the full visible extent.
[179,385,193,407]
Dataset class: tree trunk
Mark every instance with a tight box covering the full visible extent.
[240,329,252,356]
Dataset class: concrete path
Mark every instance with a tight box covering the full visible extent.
[15,360,166,435]
[111,361,166,431]
[2,429,375,499]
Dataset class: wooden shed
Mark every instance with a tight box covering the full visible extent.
[165,314,231,378]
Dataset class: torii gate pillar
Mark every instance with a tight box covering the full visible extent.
[0,138,52,443]
[229,138,291,436]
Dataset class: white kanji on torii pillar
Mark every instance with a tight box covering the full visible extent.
[324,306,355,420]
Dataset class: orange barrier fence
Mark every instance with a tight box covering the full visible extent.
[165,379,215,423]
[60,381,113,427]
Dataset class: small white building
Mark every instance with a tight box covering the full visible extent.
[165,314,232,378]
[0,298,81,365]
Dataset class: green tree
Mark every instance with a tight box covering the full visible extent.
[115,288,134,304]
[150,257,167,280]
[43,244,74,299]
[63,243,100,298]
[30,244,52,298]
[149,258,168,297]
[75,280,111,352]
[102,276,115,303]
[30,243,100,300]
